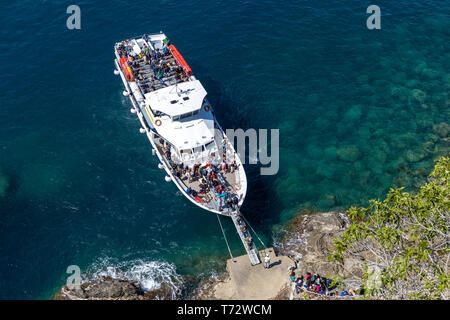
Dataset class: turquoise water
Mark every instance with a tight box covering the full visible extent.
[0,1,449,299]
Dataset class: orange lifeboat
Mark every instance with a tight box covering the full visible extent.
[169,45,192,77]
[120,56,135,82]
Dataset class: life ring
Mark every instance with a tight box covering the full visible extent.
[155,119,162,126]
[204,105,211,112]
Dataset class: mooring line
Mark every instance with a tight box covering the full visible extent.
[216,213,235,262]
[240,211,268,250]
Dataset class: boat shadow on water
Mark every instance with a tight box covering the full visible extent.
[196,72,281,234]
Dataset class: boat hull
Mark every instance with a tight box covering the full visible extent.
[114,58,247,215]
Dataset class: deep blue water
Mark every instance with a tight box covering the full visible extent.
[0,0,449,299]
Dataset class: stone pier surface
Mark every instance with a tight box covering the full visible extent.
[212,248,294,300]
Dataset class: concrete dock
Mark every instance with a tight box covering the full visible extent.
[212,247,294,300]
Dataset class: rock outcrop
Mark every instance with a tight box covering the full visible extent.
[55,276,175,300]
[55,211,365,300]
[194,211,367,300]
[275,211,366,280]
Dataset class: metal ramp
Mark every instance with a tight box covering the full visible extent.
[230,211,261,265]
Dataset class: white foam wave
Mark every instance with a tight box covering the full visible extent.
[85,257,184,299]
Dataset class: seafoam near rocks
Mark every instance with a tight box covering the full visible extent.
[56,258,184,300]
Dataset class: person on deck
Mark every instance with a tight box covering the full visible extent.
[226,197,233,209]
[142,44,149,55]
[241,225,248,237]
[295,276,304,294]
[232,196,239,209]
[186,169,192,183]
[289,271,296,283]
[264,253,271,269]
[247,238,253,248]
[230,161,237,173]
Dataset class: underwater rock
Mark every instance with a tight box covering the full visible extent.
[390,85,407,99]
[336,146,360,162]
[425,133,440,143]
[444,74,450,88]
[433,141,450,156]
[441,137,450,147]
[359,84,374,95]
[275,167,304,207]
[405,149,427,163]
[433,122,450,138]
[323,146,338,160]
[343,105,363,122]
[318,194,336,208]
[356,74,369,84]
[392,72,407,84]
[358,127,372,143]
[411,89,427,104]
[316,161,336,179]
[373,150,388,164]
[314,117,330,130]
[405,79,420,88]
[413,61,427,75]
[0,170,9,198]
[421,68,440,80]
[422,141,435,154]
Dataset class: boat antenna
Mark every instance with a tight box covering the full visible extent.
[168,82,182,97]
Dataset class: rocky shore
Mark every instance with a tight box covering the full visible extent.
[54,276,177,300]
[274,210,366,280]
[193,211,366,300]
[54,211,363,300]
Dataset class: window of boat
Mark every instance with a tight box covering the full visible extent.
[179,112,190,120]
[172,115,180,121]
[205,141,215,150]
[181,149,193,154]
[193,146,202,154]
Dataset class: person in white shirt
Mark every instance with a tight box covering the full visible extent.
[264,253,271,269]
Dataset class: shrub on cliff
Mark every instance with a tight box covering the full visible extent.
[330,157,449,300]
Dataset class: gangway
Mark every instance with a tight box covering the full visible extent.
[230,210,261,265]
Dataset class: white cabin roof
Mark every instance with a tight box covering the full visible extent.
[144,80,207,117]
[155,108,215,150]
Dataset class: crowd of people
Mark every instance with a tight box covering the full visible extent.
[159,138,240,211]
[235,212,254,250]
[288,268,362,297]
[116,36,187,93]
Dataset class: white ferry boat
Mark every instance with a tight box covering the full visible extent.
[113,32,247,216]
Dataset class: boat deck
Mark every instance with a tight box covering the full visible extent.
[115,36,189,94]
[115,32,258,265]
[154,139,239,214]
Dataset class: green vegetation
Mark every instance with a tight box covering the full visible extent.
[330,157,449,299]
